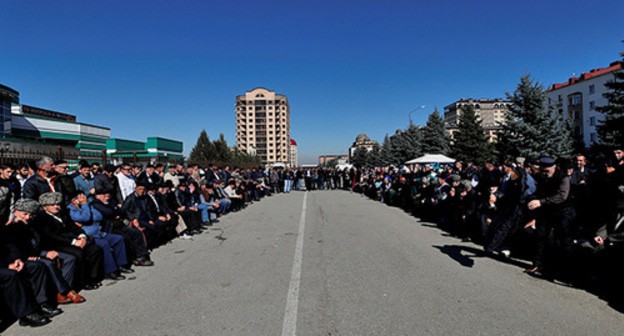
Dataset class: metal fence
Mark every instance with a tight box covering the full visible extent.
[0,147,83,166]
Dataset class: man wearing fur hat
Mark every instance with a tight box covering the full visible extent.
[7,198,86,304]
[32,192,104,290]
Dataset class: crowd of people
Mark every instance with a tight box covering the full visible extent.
[347,148,624,300]
[0,158,274,328]
[2,147,623,328]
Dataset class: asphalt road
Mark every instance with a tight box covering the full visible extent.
[4,190,624,335]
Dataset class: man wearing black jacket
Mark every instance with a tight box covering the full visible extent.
[7,198,85,305]
[22,157,56,201]
[93,164,123,208]
[525,156,575,278]
[33,192,103,290]
[91,191,153,266]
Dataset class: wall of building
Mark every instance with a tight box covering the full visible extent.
[236,87,290,165]
[546,62,621,147]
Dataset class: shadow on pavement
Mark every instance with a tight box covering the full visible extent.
[432,245,478,268]
[433,244,533,270]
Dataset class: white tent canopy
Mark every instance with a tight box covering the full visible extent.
[405,154,455,164]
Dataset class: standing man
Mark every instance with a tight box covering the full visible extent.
[525,156,575,278]
[23,157,56,201]
[51,160,76,206]
[116,163,136,202]
[94,164,123,207]
[73,163,96,202]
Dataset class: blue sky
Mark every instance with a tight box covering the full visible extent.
[1,0,622,164]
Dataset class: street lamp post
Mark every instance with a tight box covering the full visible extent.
[408,105,426,125]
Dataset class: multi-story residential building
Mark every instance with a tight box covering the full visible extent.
[236,87,290,165]
[444,98,510,142]
[289,138,298,167]
[546,61,622,147]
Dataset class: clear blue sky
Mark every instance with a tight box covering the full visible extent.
[1,0,622,164]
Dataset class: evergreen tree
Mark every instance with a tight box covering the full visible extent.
[422,108,450,154]
[212,133,232,163]
[367,143,383,167]
[189,130,216,166]
[402,122,423,161]
[596,53,624,150]
[453,104,493,164]
[387,131,405,166]
[351,146,369,169]
[231,148,262,167]
[379,134,392,166]
[498,75,573,160]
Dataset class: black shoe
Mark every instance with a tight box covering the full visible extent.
[40,303,63,318]
[19,312,51,327]
[211,219,220,224]
[136,258,154,266]
[134,257,154,267]
[84,283,98,290]
[119,266,135,274]
[105,272,126,281]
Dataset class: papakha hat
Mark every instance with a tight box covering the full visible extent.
[14,198,41,214]
[39,192,64,206]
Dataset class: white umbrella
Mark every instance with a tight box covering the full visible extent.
[405,153,455,164]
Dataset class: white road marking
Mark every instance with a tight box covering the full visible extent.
[281,192,308,336]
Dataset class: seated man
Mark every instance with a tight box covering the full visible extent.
[1,224,62,326]
[68,192,129,280]
[144,183,178,245]
[223,180,244,211]
[91,190,153,266]
[7,199,85,305]
[167,182,203,235]
[33,192,103,290]
[213,180,232,214]
[188,181,216,226]
[122,183,173,248]
[200,181,222,221]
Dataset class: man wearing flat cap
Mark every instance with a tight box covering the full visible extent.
[525,155,575,278]
[32,192,103,290]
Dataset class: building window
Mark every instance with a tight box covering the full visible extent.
[590,133,597,143]
[589,85,595,94]
[590,117,596,126]
[589,101,595,110]
[571,95,581,106]
[574,111,580,120]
